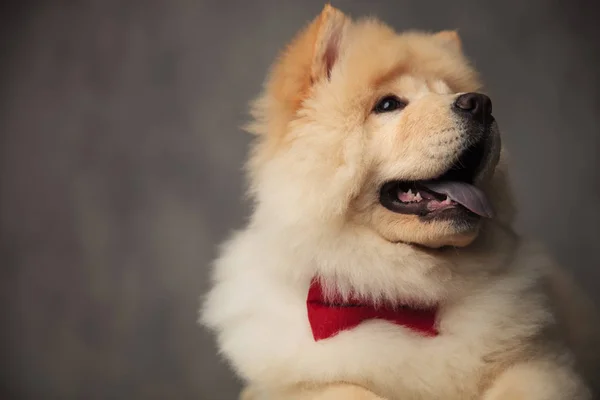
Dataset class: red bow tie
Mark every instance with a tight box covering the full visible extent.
[306,279,439,341]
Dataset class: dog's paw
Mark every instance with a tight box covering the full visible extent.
[482,361,591,400]
[240,383,385,400]
[308,384,385,400]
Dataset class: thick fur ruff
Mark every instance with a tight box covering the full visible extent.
[201,6,600,400]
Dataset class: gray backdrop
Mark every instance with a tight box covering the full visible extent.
[1,1,599,399]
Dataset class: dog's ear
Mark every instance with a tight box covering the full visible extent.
[309,5,349,81]
[267,5,350,116]
[434,30,462,52]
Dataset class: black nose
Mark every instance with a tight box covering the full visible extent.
[453,92,492,123]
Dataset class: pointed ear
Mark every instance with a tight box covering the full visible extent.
[267,5,350,116]
[434,30,462,52]
[310,5,350,80]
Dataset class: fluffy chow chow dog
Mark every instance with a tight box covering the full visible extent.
[202,5,599,400]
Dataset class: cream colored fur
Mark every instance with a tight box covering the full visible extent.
[201,5,599,400]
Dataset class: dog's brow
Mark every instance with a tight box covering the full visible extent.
[428,79,451,94]
[372,63,408,88]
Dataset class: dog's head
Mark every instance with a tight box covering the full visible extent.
[246,6,514,249]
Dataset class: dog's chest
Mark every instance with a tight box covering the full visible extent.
[344,323,503,400]
[227,286,511,400]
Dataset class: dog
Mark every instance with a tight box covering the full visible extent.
[201,5,599,399]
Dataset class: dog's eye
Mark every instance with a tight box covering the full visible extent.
[373,96,407,113]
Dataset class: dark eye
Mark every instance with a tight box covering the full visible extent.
[373,95,407,113]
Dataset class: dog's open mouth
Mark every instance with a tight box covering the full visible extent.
[379,142,494,219]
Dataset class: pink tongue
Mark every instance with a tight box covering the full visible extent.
[421,181,494,218]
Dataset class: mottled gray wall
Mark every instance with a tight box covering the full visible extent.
[1,1,599,399]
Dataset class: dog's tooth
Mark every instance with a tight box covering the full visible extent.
[415,192,423,202]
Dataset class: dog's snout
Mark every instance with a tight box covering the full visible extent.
[453,93,492,123]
